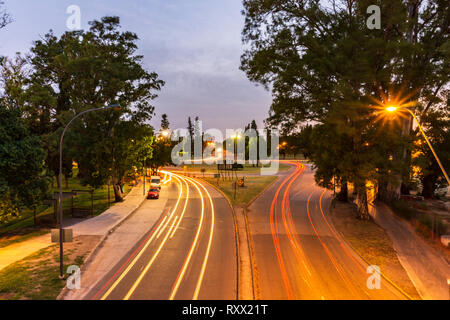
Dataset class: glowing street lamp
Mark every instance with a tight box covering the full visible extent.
[161,130,170,138]
[386,106,398,112]
[385,105,449,185]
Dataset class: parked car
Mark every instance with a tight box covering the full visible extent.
[147,188,160,199]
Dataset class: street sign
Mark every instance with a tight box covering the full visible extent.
[51,228,73,243]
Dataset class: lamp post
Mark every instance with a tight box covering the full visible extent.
[58,104,120,278]
[385,106,449,185]
[231,134,241,162]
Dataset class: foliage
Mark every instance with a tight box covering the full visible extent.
[0,105,48,223]
[241,0,450,218]
[412,103,450,198]
[21,16,164,201]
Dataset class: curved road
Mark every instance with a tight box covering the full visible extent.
[247,161,408,300]
[86,171,237,300]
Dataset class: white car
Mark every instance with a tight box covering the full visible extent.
[150,176,161,190]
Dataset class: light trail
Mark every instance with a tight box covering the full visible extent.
[123,172,192,300]
[280,163,314,286]
[100,173,185,300]
[306,191,360,298]
[269,163,301,299]
[168,176,205,300]
[168,175,215,301]
[190,177,215,300]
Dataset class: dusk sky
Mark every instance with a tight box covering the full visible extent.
[0,0,272,132]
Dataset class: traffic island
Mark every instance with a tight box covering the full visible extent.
[328,200,421,300]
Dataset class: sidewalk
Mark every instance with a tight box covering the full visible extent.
[370,202,450,300]
[0,233,51,271]
[69,184,147,237]
[0,183,147,272]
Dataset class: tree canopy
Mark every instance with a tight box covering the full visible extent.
[241,0,449,217]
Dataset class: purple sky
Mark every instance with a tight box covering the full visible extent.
[0,0,272,132]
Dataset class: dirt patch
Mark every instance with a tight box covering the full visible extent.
[0,235,101,300]
[329,201,421,300]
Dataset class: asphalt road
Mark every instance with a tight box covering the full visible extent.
[86,171,237,300]
[247,161,408,300]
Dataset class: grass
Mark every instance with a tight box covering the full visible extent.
[0,169,131,236]
[183,162,291,174]
[329,200,421,300]
[202,176,277,206]
[0,235,100,300]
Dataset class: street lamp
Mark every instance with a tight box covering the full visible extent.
[385,106,449,185]
[161,130,169,138]
[231,133,241,162]
[58,104,120,278]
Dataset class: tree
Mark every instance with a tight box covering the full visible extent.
[0,1,12,29]
[412,103,450,198]
[0,54,28,112]
[25,16,164,201]
[161,113,170,130]
[241,0,449,218]
[147,137,173,175]
[0,105,48,223]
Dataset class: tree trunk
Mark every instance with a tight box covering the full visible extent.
[113,183,124,202]
[337,180,348,202]
[421,174,436,199]
[64,174,69,189]
[356,185,370,220]
[112,171,124,202]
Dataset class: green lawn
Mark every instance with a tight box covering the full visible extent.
[202,175,278,206]
[0,170,132,236]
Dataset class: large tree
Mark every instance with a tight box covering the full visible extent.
[24,16,164,201]
[241,0,449,218]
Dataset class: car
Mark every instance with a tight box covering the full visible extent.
[147,188,160,199]
[151,175,161,190]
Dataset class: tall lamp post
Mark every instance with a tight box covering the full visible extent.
[385,106,449,185]
[231,133,241,162]
[58,104,120,278]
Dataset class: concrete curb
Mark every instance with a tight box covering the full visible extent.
[57,186,147,300]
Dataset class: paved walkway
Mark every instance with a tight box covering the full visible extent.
[0,233,52,271]
[0,184,147,272]
[370,202,450,300]
[69,185,147,237]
